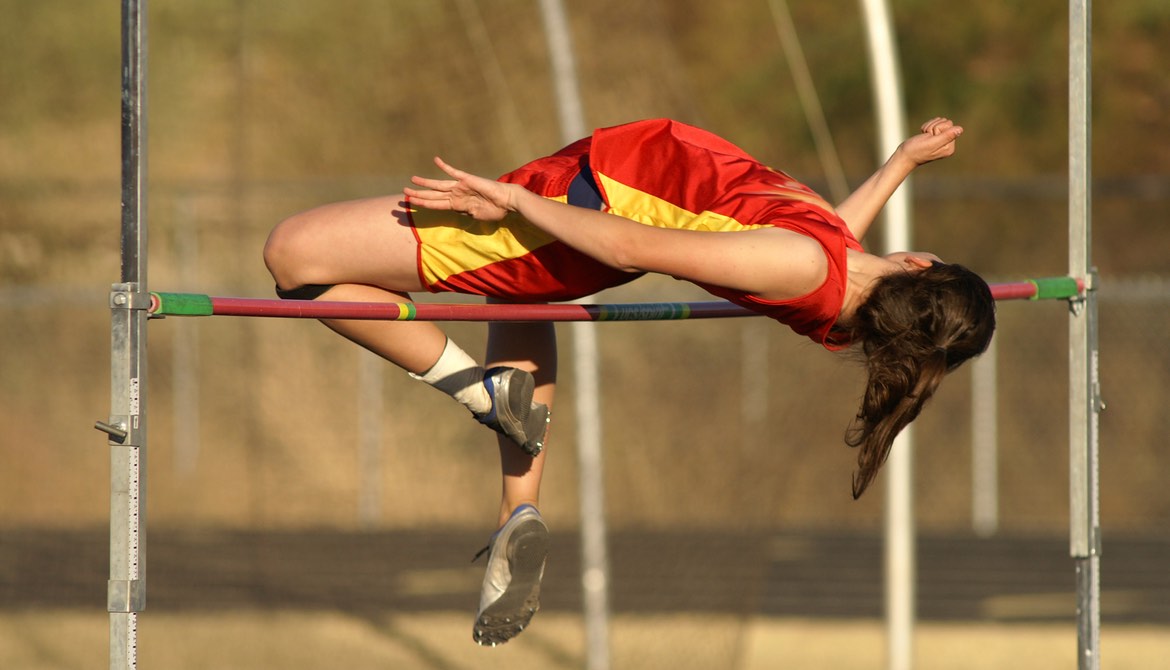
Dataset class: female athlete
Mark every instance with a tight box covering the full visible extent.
[263,116,996,645]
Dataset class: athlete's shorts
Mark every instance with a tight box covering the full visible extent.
[407,138,640,301]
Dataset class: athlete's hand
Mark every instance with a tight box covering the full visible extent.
[898,117,963,166]
[405,157,517,222]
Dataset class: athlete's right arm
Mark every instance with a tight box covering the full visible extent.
[835,117,962,241]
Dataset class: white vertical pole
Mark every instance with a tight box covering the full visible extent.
[971,337,998,537]
[536,3,611,670]
[1068,1,1101,668]
[538,0,586,137]
[859,1,914,668]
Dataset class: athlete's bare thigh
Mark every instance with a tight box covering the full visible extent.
[265,194,425,293]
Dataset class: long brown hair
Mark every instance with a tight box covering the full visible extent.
[844,262,996,499]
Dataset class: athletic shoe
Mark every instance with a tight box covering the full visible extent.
[475,367,549,456]
[472,504,549,646]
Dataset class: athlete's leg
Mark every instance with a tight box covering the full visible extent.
[484,316,557,524]
[264,195,447,373]
[264,196,548,451]
[267,195,555,646]
[472,315,555,646]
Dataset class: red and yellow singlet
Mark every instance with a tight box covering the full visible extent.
[407,119,863,349]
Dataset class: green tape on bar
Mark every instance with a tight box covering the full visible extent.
[597,302,690,321]
[396,302,417,321]
[152,292,214,316]
[1030,277,1081,301]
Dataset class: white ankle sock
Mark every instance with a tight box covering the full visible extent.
[410,338,491,415]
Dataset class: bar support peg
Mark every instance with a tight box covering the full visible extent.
[95,421,129,442]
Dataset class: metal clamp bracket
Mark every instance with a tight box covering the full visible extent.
[1066,268,1098,317]
[109,284,152,311]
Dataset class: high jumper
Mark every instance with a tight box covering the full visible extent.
[261,116,996,645]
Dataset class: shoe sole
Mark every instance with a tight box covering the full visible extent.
[492,369,550,457]
[472,519,549,646]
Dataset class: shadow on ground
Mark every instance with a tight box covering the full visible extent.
[3,528,1167,623]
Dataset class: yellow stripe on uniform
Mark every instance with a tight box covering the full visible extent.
[412,199,563,287]
[597,173,768,234]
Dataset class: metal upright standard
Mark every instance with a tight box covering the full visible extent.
[1068,1,1102,668]
[95,1,150,668]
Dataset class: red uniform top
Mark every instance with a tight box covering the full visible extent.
[411,119,863,350]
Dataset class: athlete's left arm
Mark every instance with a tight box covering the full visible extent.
[835,117,963,242]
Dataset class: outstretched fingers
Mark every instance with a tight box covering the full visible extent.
[405,157,513,221]
[431,155,470,179]
[407,158,466,196]
[404,181,457,213]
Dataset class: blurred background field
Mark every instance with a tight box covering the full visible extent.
[1,1,1168,668]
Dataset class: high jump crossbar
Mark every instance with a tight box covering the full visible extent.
[149,277,1082,322]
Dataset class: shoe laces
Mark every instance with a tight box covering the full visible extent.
[472,544,491,563]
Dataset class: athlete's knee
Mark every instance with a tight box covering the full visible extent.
[263,212,312,287]
[264,210,354,300]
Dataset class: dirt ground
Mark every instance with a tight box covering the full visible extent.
[1,610,1166,670]
[5,528,1168,669]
